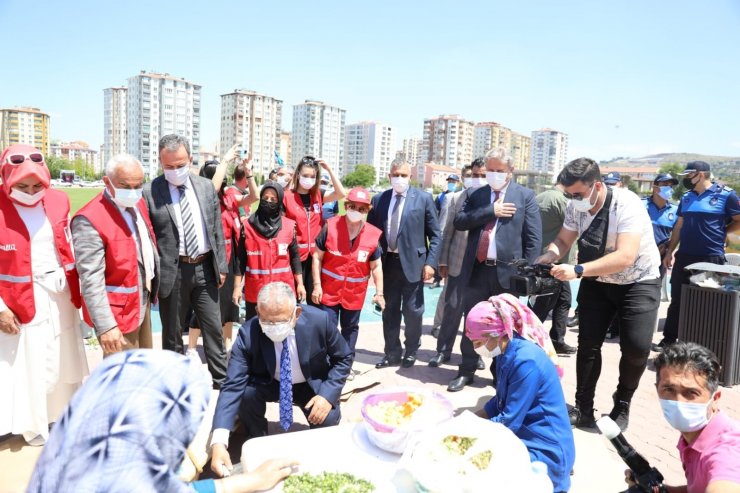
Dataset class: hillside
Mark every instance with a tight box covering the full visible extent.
[601,153,740,177]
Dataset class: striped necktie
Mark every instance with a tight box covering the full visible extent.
[177,184,199,258]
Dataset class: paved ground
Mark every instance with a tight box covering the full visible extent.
[2,293,739,492]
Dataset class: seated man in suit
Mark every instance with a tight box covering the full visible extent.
[209,282,352,477]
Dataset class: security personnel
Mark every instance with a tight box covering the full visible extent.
[312,187,384,359]
[643,173,679,266]
[655,161,740,351]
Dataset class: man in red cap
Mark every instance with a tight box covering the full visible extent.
[311,187,384,371]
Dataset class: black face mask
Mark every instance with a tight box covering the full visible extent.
[258,200,280,216]
[682,176,697,190]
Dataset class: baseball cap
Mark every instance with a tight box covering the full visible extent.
[653,173,678,186]
[320,173,330,183]
[603,171,622,185]
[447,173,461,182]
[346,187,371,205]
[678,161,710,175]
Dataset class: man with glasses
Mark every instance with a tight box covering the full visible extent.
[536,158,661,432]
[653,161,740,352]
[209,282,352,476]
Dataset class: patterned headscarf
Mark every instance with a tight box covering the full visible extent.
[27,350,212,493]
[466,293,563,377]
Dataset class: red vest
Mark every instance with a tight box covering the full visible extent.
[242,217,297,303]
[221,193,241,262]
[320,216,382,310]
[283,189,323,261]
[0,189,81,324]
[74,193,157,334]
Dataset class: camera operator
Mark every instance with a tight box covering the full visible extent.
[536,158,661,432]
[624,342,740,493]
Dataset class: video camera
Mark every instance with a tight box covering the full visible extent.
[510,259,560,297]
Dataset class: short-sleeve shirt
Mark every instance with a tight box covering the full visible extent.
[677,411,740,493]
[563,187,660,284]
[677,184,740,256]
[644,196,679,246]
[536,188,574,262]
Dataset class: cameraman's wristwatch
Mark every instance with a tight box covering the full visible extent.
[574,264,584,278]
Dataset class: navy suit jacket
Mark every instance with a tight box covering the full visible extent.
[212,305,352,431]
[454,182,542,291]
[367,187,441,283]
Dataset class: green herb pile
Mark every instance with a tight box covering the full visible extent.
[282,471,375,493]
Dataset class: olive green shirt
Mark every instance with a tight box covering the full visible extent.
[536,188,575,263]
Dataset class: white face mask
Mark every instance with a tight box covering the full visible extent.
[474,339,502,359]
[299,176,316,190]
[164,166,190,186]
[463,177,473,189]
[391,176,409,194]
[570,185,597,213]
[345,209,366,223]
[260,310,296,343]
[10,188,46,206]
[112,187,143,208]
[467,177,486,190]
[486,171,508,191]
[659,395,715,432]
[276,176,290,188]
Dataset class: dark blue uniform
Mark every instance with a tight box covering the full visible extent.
[644,196,678,247]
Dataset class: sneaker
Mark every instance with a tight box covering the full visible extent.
[568,407,596,429]
[566,315,579,328]
[186,348,200,360]
[609,394,631,432]
[651,339,673,353]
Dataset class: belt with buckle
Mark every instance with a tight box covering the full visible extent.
[477,258,497,267]
[179,251,211,265]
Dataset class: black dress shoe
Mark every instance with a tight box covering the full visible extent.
[428,352,450,367]
[553,341,577,355]
[430,327,440,338]
[401,354,417,368]
[476,357,485,370]
[375,356,401,369]
[447,374,474,392]
[566,315,579,327]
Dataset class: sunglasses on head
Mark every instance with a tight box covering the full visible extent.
[300,156,318,167]
[6,153,44,165]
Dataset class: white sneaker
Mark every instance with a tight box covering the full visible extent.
[186,348,200,360]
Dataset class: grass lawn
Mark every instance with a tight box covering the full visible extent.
[56,187,102,214]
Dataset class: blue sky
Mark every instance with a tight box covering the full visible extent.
[1,0,739,162]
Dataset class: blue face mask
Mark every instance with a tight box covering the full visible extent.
[658,186,673,201]
[447,182,457,192]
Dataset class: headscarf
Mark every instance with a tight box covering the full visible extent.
[0,144,51,196]
[466,293,563,377]
[27,350,211,493]
[249,181,284,238]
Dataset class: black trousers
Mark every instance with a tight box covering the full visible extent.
[459,263,506,376]
[574,278,660,411]
[435,274,465,357]
[239,381,341,437]
[382,254,424,360]
[662,252,726,343]
[159,260,227,385]
[530,280,572,344]
[319,304,362,356]
[301,255,316,306]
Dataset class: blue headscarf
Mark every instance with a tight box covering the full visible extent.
[28,350,212,493]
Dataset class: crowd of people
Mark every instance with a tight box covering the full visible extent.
[1,136,739,492]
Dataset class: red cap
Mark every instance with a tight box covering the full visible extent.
[1,144,51,196]
[346,187,371,205]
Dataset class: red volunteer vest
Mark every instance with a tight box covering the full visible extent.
[242,217,297,303]
[0,189,81,324]
[74,193,157,334]
[283,189,323,261]
[221,193,241,262]
[320,216,382,310]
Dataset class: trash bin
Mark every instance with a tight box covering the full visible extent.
[678,285,740,386]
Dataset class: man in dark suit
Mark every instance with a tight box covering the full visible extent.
[142,134,228,387]
[209,282,352,476]
[367,159,441,368]
[447,147,542,391]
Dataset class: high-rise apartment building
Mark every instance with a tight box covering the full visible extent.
[103,87,128,168]
[421,115,474,169]
[398,137,423,182]
[473,122,512,158]
[279,131,292,169]
[220,89,283,179]
[344,121,394,182]
[0,107,50,154]
[530,128,568,177]
[511,132,531,170]
[292,100,346,175]
[126,71,201,178]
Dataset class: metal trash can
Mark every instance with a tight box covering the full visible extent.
[678,285,740,386]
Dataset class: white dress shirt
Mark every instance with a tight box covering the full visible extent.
[485,183,510,260]
[385,189,408,253]
[104,190,156,282]
[167,177,211,256]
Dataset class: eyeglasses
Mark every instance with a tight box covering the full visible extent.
[300,156,318,166]
[563,184,595,201]
[346,203,370,214]
[5,152,44,165]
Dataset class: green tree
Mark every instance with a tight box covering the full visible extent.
[343,164,375,188]
[658,162,686,200]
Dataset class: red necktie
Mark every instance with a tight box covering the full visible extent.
[476,191,501,263]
